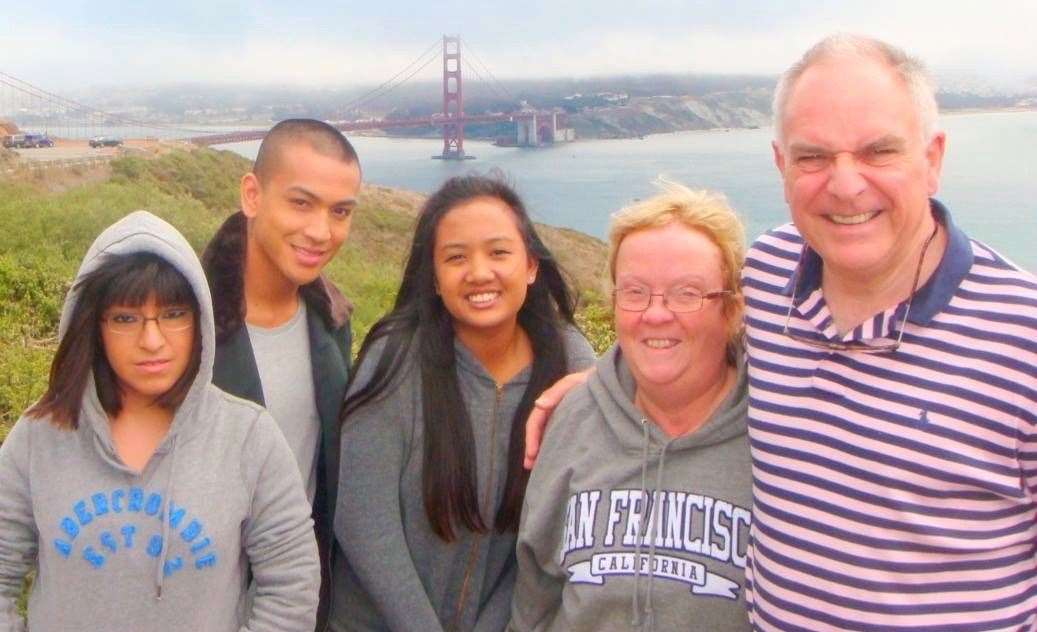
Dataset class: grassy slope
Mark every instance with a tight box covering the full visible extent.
[0,147,613,443]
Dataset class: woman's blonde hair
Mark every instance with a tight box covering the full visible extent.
[607,179,746,364]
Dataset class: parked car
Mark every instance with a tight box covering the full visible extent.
[89,136,123,148]
[20,134,54,148]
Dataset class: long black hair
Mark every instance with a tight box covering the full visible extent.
[28,252,202,429]
[340,174,578,541]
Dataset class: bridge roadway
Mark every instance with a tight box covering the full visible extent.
[189,111,543,146]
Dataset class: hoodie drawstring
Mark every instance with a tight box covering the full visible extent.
[630,416,671,632]
[631,418,650,627]
[155,434,178,600]
[644,440,670,631]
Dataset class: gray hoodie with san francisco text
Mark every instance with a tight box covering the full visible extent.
[0,211,319,632]
[510,343,752,632]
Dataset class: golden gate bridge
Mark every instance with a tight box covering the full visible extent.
[0,36,571,160]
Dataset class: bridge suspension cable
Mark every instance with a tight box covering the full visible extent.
[461,57,509,104]
[0,71,226,137]
[333,37,442,116]
[460,41,515,103]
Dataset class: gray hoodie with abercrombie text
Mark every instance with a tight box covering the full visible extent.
[510,343,752,632]
[0,211,319,632]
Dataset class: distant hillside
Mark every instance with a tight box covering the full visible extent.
[0,147,611,442]
[366,76,1037,140]
[566,90,772,138]
[51,73,1037,142]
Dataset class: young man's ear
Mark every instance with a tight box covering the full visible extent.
[240,172,261,218]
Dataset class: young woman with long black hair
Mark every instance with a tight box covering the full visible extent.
[0,211,320,631]
[328,175,596,631]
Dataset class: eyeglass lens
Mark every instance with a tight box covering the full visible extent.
[105,308,193,333]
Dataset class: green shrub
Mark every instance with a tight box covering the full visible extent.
[110,155,148,182]
[110,148,249,213]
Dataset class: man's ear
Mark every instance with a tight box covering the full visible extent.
[924,131,947,196]
[240,173,261,218]
[772,140,787,176]
[772,141,791,204]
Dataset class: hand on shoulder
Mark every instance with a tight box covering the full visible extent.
[523,368,593,470]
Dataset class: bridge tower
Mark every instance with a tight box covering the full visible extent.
[440,35,467,160]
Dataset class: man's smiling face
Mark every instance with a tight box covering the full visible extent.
[773,54,945,282]
[241,142,360,288]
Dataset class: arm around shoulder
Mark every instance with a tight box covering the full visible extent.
[522,323,599,472]
[524,367,593,470]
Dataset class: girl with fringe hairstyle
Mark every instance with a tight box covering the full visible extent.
[0,212,319,631]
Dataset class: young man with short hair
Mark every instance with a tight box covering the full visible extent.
[202,118,361,627]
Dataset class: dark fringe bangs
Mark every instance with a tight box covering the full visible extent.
[87,253,196,311]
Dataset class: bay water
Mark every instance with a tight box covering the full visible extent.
[222,110,1036,272]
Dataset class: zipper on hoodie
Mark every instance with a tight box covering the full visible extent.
[451,382,503,631]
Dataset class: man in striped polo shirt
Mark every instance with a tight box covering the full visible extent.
[743,34,1037,630]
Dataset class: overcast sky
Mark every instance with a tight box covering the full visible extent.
[4,1,1035,91]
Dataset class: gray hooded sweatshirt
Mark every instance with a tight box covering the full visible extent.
[329,327,595,632]
[509,343,752,632]
[0,211,320,632]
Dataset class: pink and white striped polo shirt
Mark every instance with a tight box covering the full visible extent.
[741,201,1037,631]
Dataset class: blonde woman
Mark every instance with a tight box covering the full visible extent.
[510,183,751,632]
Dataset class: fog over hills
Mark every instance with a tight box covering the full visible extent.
[66,72,1037,140]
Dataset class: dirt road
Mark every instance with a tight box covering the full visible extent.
[12,138,163,162]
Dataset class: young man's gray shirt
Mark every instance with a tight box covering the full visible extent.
[329,327,595,632]
[248,301,322,502]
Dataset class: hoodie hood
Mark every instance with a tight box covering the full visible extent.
[57,211,220,599]
[587,343,748,454]
[59,210,217,451]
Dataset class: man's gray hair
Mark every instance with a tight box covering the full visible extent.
[772,34,939,142]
